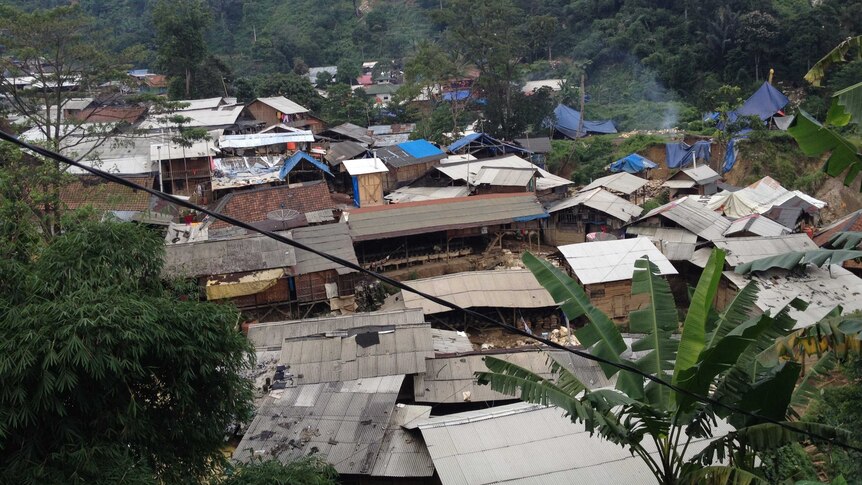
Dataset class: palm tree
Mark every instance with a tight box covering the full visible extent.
[476,249,849,484]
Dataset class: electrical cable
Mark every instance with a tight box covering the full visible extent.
[2,129,860,453]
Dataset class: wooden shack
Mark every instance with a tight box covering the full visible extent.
[244,96,324,133]
[544,188,642,245]
[661,165,721,198]
[343,157,388,207]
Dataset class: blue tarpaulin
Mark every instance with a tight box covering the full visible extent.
[723,136,747,173]
[552,104,617,138]
[726,82,789,124]
[351,176,360,207]
[666,142,694,169]
[446,133,532,155]
[398,139,444,159]
[665,141,712,169]
[442,89,471,102]
[610,153,657,173]
[279,151,333,179]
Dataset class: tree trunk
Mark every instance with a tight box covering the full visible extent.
[185,67,192,98]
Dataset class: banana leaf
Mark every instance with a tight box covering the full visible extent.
[804,36,862,87]
[827,231,862,250]
[787,111,862,188]
[834,82,862,125]
[789,352,836,419]
[629,257,678,409]
[522,252,644,399]
[734,248,862,274]
[674,249,725,389]
[681,465,767,485]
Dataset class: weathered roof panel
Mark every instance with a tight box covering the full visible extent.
[713,234,818,267]
[639,197,731,242]
[384,186,471,204]
[546,187,642,223]
[162,231,296,278]
[723,213,791,238]
[559,237,678,285]
[254,96,310,115]
[579,172,647,195]
[370,404,435,477]
[346,193,548,242]
[435,154,572,191]
[291,223,359,276]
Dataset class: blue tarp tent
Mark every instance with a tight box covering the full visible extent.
[447,133,532,156]
[442,89,471,102]
[726,82,789,124]
[552,104,617,138]
[610,153,658,173]
[279,151,333,180]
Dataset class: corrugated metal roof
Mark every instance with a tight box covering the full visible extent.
[374,141,445,168]
[546,188,642,223]
[814,208,862,246]
[325,141,369,165]
[723,213,791,237]
[514,137,552,153]
[67,133,160,175]
[232,375,403,475]
[280,324,434,385]
[559,237,678,285]
[343,157,389,175]
[323,123,375,145]
[430,329,474,354]
[248,309,426,349]
[385,269,557,315]
[162,231,297,278]
[639,196,731,242]
[346,193,548,242]
[414,350,612,404]
[139,105,244,130]
[219,131,314,148]
[417,402,733,485]
[475,166,536,187]
[384,186,470,203]
[435,154,572,191]
[579,172,646,195]
[254,96,310,115]
[370,404,435,477]
[681,165,721,184]
[713,234,818,267]
[171,97,228,110]
[625,226,698,261]
[291,223,359,276]
[723,265,862,329]
[661,180,696,189]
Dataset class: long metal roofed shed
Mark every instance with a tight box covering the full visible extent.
[346,193,548,242]
[218,131,315,148]
[232,375,405,476]
[247,309,427,349]
[319,122,375,145]
[251,96,310,115]
[579,172,647,196]
[624,226,698,261]
[382,269,557,315]
[161,231,298,279]
[416,402,731,485]
[559,236,678,285]
[325,141,369,166]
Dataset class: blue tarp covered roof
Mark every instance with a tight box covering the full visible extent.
[446,133,532,155]
[727,82,789,124]
[665,141,712,169]
[398,139,444,159]
[610,153,657,173]
[552,104,617,138]
[442,89,471,102]
[279,151,333,179]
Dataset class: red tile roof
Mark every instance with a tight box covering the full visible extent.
[60,175,154,212]
[210,181,336,229]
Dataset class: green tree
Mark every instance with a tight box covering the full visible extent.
[0,219,255,484]
[153,0,212,99]
[476,249,850,484]
[320,83,371,126]
[219,457,338,485]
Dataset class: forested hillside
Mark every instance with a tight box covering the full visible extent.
[5,0,861,105]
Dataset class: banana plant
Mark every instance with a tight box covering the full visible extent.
[475,248,850,485]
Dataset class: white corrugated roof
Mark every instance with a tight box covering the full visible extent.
[343,157,389,175]
[723,213,791,237]
[713,234,818,267]
[579,172,647,195]
[435,154,571,191]
[475,166,536,187]
[681,165,721,184]
[559,237,678,285]
[639,196,731,242]
[417,402,732,485]
[546,188,642,223]
[723,265,862,329]
[139,105,244,130]
[625,226,698,261]
[254,96,309,115]
[384,186,470,203]
[218,131,314,148]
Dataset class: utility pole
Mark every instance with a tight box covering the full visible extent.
[577,73,586,137]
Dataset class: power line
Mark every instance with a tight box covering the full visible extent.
[1,129,859,454]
